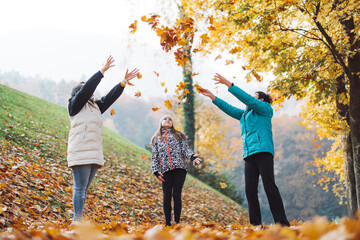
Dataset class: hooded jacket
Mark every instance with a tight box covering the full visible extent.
[151,128,195,175]
[67,71,124,167]
[213,84,274,159]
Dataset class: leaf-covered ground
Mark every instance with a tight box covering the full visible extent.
[2,84,360,239]
[0,84,247,232]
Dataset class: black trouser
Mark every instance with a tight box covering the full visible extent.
[244,152,290,226]
[162,168,187,225]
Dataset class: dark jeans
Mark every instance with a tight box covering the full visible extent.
[244,152,290,226]
[71,164,98,221]
[162,168,187,225]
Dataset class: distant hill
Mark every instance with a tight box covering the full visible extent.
[0,84,247,230]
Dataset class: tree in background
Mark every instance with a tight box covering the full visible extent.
[177,0,360,216]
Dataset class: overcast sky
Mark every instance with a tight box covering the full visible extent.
[0,0,300,114]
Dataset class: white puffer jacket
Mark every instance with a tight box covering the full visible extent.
[67,100,104,167]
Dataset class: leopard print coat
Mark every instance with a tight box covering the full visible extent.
[151,128,194,175]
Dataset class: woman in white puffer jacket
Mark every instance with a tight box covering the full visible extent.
[67,56,139,222]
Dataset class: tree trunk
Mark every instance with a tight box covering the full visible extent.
[339,15,360,211]
[335,73,357,216]
[342,133,357,216]
[182,43,197,175]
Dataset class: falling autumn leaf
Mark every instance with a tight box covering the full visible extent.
[160,82,165,87]
[129,20,138,34]
[152,107,161,111]
[225,60,234,65]
[110,109,116,116]
[164,88,168,93]
[215,55,222,61]
[194,84,203,93]
[154,71,159,77]
[134,91,141,98]
[137,73,142,79]
[127,82,134,86]
[219,182,227,189]
[164,100,173,109]
[191,72,199,77]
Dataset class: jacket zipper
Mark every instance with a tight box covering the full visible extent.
[165,130,173,169]
[257,133,261,148]
[243,112,249,154]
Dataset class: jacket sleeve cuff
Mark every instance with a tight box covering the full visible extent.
[191,154,196,161]
[154,172,160,177]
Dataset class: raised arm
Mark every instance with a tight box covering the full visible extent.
[213,73,272,116]
[199,88,243,120]
[96,68,140,114]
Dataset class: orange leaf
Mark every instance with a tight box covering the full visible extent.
[137,73,142,79]
[129,20,138,34]
[215,55,222,61]
[134,91,141,98]
[164,100,173,109]
[191,72,199,77]
[127,82,134,86]
[110,109,116,116]
[154,71,159,77]
[152,107,161,111]
[140,155,147,159]
[164,88,168,93]
[194,84,203,93]
[160,82,165,87]
[225,60,234,65]
[219,182,227,188]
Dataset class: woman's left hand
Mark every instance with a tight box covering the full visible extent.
[193,154,202,166]
[100,56,115,75]
[213,73,232,88]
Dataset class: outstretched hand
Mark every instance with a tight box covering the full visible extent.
[198,88,216,101]
[100,56,115,75]
[193,154,202,166]
[213,73,232,88]
[125,68,140,82]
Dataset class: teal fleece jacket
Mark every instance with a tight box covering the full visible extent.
[213,84,274,159]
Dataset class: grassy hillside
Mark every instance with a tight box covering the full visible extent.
[0,84,247,231]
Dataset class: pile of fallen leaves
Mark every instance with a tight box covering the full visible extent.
[2,214,360,239]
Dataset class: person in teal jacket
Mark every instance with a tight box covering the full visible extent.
[199,73,290,227]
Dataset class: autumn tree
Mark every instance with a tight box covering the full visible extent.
[174,0,360,216]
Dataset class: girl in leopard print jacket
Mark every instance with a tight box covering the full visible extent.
[150,115,201,226]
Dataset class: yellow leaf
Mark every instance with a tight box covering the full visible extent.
[164,100,173,109]
[160,82,165,87]
[194,84,203,93]
[140,155,147,159]
[220,182,227,188]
